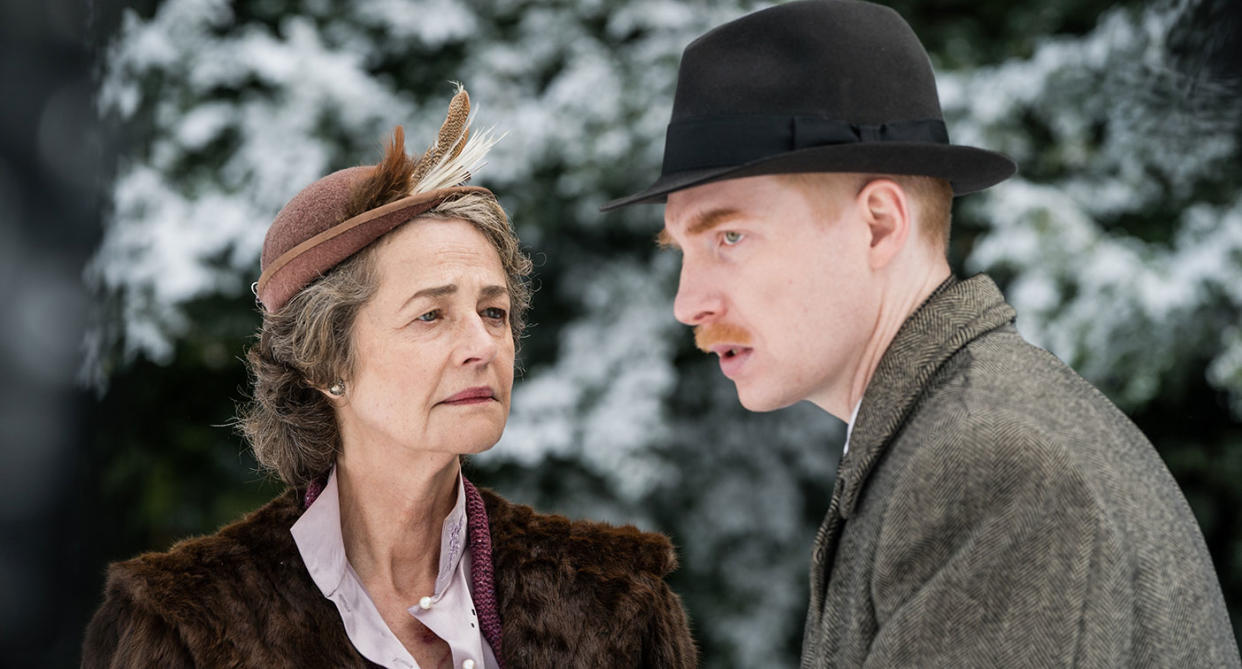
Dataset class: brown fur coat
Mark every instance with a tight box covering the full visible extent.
[82,487,697,668]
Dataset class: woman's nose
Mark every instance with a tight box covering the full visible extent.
[458,313,500,366]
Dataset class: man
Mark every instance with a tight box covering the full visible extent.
[603,1,1241,666]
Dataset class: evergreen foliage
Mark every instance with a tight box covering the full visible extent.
[84,0,1240,664]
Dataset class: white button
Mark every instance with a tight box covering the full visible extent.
[462,660,475,669]
[418,596,433,610]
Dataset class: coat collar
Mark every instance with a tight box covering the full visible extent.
[834,274,1016,519]
[476,487,679,580]
[107,476,675,668]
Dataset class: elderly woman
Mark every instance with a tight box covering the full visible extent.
[82,88,697,668]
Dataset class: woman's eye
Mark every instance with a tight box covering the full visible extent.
[482,307,508,322]
[722,231,745,246]
[415,309,440,323]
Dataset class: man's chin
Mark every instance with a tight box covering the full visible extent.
[735,384,796,413]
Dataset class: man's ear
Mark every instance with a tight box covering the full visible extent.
[857,178,911,271]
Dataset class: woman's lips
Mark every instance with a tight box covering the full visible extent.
[440,386,497,405]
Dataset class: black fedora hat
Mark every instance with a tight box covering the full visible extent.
[601,0,1016,211]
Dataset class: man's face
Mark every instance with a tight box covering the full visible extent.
[662,174,881,414]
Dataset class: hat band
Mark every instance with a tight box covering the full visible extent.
[661,115,949,173]
[255,185,490,309]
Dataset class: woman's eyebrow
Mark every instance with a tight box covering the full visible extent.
[401,284,456,311]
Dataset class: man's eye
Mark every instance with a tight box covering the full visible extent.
[722,231,745,245]
[482,307,508,322]
[416,310,440,322]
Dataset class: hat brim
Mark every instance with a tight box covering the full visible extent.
[600,142,1017,211]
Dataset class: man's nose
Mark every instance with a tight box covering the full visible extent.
[672,261,721,326]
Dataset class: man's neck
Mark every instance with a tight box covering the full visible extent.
[821,262,951,420]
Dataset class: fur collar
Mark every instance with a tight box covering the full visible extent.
[89,485,694,667]
[479,487,678,579]
[114,486,679,602]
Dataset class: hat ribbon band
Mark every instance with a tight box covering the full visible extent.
[661,116,949,173]
[255,185,490,306]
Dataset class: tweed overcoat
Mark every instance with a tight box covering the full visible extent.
[83,484,697,668]
[801,275,1240,668]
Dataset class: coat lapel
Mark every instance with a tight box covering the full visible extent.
[806,478,846,638]
[806,275,1016,623]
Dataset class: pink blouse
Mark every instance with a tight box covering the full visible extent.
[291,468,500,669]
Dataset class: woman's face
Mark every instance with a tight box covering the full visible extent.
[335,217,515,460]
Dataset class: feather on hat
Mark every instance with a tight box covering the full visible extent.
[256,84,501,312]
